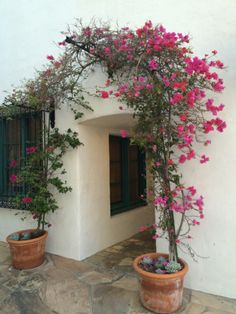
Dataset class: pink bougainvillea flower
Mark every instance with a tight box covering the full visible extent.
[215,60,224,69]
[214,118,227,132]
[170,93,184,105]
[148,59,158,70]
[203,121,214,133]
[175,239,181,244]
[192,219,200,225]
[53,61,62,68]
[179,114,187,122]
[58,41,66,46]
[89,47,95,54]
[120,129,128,138]
[152,234,159,240]
[200,155,209,164]
[139,225,147,232]
[195,196,204,207]
[204,140,211,146]
[187,149,195,160]
[46,55,54,60]
[179,154,187,164]
[162,76,170,87]
[213,79,224,92]
[43,69,52,77]
[22,197,33,204]
[100,91,109,99]
[26,146,37,155]
[103,47,111,55]
[212,50,217,55]
[184,135,193,146]
[10,160,17,168]
[167,159,174,166]
[154,196,168,206]
[105,79,111,87]
[155,161,161,167]
[173,81,186,92]
[10,174,17,183]
[187,186,196,196]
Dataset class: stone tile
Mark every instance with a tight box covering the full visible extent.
[184,302,234,314]
[79,270,114,285]
[44,277,91,314]
[112,275,139,291]
[191,290,236,313]
[92,285,138,314]
[118,257,133,266]
[2,278,19,291]
[51,254,92,274]
[20,273,45,292]
[0,245,10,264]
[0,286,10,304]
[45,266,77,281]
[0,290,54,314]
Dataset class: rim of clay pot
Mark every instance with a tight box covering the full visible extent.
[6,229,48,245]
[133,252,189,280]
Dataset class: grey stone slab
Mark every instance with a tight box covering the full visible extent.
[92,285,137,314]
[118,257,133,266]
[0,290,54,314]
[51,254,92,274]
[184,302,234,314]
[112,274,139,292]
[0,286,10,304]
[79,270,114,285]
[191,290,236,313]
[0,245,10,264]
[44,276,91,314]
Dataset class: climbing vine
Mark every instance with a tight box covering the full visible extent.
[1,20,226,261]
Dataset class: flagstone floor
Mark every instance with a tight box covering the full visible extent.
[0,232,235,314]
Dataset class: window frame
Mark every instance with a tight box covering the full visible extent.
[109,135,146,216]
[0,112,42,208]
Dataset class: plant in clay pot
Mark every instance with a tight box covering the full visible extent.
[5,114,81,269]
[60,20,226,313]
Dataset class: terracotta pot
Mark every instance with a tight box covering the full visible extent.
[6,229,48,269]
[133,252,188,313]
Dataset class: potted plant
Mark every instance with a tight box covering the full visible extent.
[6,122,81,269]
[62,21,226,313]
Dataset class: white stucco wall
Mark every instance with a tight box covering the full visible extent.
[77,123,154,259]
[0,0,236,299]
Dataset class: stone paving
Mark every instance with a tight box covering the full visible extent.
[0,232,236,314]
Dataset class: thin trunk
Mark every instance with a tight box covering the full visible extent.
[42,213,45,231]
[167,210,178,262]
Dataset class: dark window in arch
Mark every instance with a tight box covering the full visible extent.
[109,135,146,215]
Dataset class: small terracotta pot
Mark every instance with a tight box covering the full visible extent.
[6,229,48,269]
[133,252,188,314]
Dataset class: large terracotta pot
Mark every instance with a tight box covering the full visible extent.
[133,252,188,313]
[6,229,48,269]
